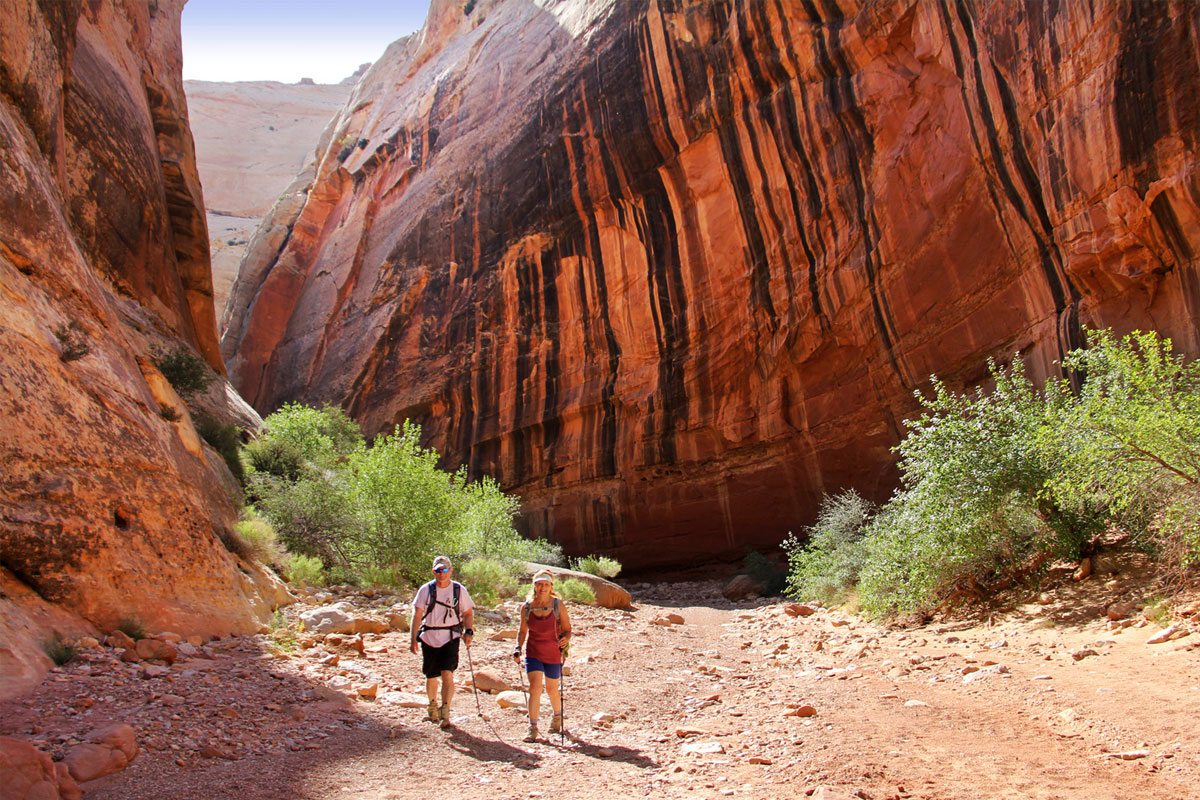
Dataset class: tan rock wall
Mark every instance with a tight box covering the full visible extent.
[222,0,1200,566]
[1,0,277,698]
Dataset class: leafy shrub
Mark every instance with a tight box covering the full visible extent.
[460,557,519,607]
[195,412,246,485]
[571,554,622,578]
[247,408,538,586]
[785,490,874,604]
[1051,329,1200,563]
[116,617,146,640]
[245,438,306,481]
[557,578,595,605]
[152,345,213,397]
[284,553,326,586]
[43,634,75,665]
[54,321,90,362]
[234,518,282,565]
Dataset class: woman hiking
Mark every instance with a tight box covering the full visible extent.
[513,569,573,742]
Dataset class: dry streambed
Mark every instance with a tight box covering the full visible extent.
[3,576,1199,800]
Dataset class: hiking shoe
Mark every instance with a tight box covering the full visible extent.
[523,723,539,743]
[549,714,563,734]
[427,701,439,724]
[439,704,451,729]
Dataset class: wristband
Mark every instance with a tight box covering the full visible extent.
[464,628,474,636]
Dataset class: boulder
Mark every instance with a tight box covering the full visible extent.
[496,690,528,709]
[722,575,763,601]
[0,736,81,800]
[471,669,514,694]
[521,563,631,609]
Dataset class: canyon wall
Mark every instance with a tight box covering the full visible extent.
[1,0,283,698]
[184,79,351,314]
[223,0,1200,567]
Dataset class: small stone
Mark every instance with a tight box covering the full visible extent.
[681,741,725,755]
[784,705,817,717]
[1073,558,1093,581]
[356,683,378,699]
[903,700,928,707]
[596,747,616,758]
[748,755,772,765]
[1071,648,1099,661]
[496,690,527,709]
[1108,750,1151,760]
[1106,601,1138,620]
[784,603,817,617]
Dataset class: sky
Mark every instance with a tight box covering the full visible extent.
[182,0,433,84]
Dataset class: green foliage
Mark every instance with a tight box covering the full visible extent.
[786,328,1200,618]
[571,554,622,578]
[464,0,477,14]
[246,407,537,586]
[116,617,146,640]
[460,557,519,607]
[152,345,213,397]
[42,634,75,665]
[284,553,326,586]
[557,578,596,605]
[54,321,90,362]
[234,518,282,565]
[195,412,246,485]
[1051,329,1200,563]
[785,490,873,604]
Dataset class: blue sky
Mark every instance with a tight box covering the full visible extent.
[182,0,432,84]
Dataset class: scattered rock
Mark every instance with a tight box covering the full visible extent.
[1071,648,1099,662]
[785,603,818,617]
[0,736,82,800]
[378,692,429,708]
[1106,750,1151,760]
[1073,558,1093,581]
[666,613,686,625]
[785,705,817,717]
[596,747,616,758]
[471,669,514,694]
[135,638,177,664]
[356,683,378,699]
[722,574,763,601]
[681,741,725,755]
[496,690,528,709]
[1106,601,1138,620]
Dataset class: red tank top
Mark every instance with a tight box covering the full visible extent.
[526,605,562,664]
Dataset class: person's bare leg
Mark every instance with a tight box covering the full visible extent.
[546,676,563,731]
[425,676,439,722]
[525,671,545,740]
[439,670,454,727]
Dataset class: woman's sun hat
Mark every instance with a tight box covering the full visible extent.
[532,569,554,584]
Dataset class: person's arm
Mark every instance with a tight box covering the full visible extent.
[514,607,527,661]
[462,607,474,646]
[558,603,572,651]
[410,590,426,654]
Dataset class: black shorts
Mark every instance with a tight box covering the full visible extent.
[420,639,460,678]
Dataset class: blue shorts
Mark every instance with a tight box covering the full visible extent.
[525,656,562,679]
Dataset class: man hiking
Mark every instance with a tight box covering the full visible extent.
[410,555,475,728]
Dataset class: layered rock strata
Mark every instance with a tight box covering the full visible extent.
[1,0,282,698]
[223,0,1200,566]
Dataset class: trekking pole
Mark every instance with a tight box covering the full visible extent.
[515,646,530,722]
[558,646,567,746]
[465,640,509,743]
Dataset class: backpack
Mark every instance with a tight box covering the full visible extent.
[521,598,562,639]
[418,580,463,634]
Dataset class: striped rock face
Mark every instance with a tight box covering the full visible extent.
[222,0,1200,566]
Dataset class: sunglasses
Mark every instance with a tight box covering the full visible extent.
[434,567,450,573]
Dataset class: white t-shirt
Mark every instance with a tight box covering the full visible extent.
[414,581,475,647]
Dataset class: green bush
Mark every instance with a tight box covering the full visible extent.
[785,490,874,604]
[246,408,540,586]
[195,412,246,485]
[557,578,595,605]
[285,553,326,586]
[116,617,146,640]
[152,345,213,397]
[460,557,519,607]
[234,518,282,565]
[43,634,75,665]
[571,554,622,578]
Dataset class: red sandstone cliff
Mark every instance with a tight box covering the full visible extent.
[1,0,284,698]
[222,0,1200,567]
